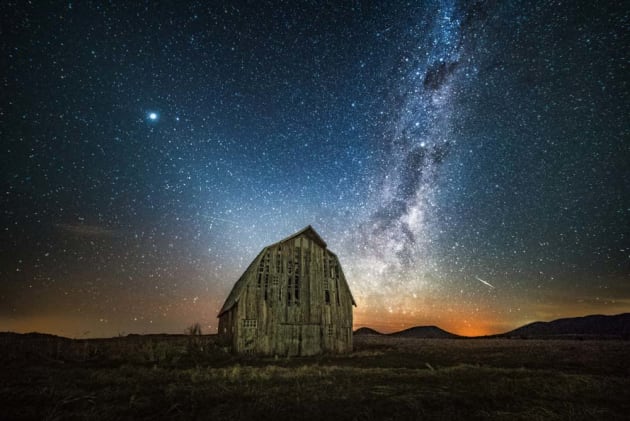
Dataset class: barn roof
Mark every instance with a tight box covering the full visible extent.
[326,249,357,307]
[217,248,266,317]
[270,225,327,248]
[217,225,354,317]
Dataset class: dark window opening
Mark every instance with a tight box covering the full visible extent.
[325,290,330,304]
[288,277,293,305]
[264,274,269,301]
[335,279,340,305]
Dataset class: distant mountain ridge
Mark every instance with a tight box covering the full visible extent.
[354,325,460,338]
[389,325,460,339]
[499,313,630,339]
[353,327,383,336]
[354,313,630,339]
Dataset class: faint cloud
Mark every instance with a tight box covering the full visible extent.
[56,223,116,237]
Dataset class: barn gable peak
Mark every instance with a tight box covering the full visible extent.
[274,225,327,249]
[218,226,329,318]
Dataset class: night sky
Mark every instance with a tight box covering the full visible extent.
[1,1,628,337]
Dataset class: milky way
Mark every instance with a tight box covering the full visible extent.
[344,2,464,303]
[1,1,628,337]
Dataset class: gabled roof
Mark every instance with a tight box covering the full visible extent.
[270,225,327,249]
[217,248,265,317]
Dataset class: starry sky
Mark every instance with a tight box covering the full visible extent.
[1,1,628,338]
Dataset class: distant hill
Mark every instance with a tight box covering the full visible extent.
[354,313,630,340]
[0,331,68,340]
[388,325,460,339]
[500,313,630,339]
[354,327,383,336]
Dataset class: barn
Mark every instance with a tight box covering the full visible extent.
[217,226,356,356]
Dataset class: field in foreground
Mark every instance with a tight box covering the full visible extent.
[1,334,629,420]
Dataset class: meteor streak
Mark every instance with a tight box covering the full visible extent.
[475,276,495,289]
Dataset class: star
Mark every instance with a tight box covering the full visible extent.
[1,0,626,339]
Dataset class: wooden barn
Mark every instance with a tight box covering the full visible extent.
[217,226,356,356]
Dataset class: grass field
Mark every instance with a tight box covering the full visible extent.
[1,334,629,420]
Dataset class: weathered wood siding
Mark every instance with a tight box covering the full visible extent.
[221,231,354,356]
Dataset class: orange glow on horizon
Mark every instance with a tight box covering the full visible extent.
[5,299,629,339]
[353,320,502,337]
[353,308,513,337]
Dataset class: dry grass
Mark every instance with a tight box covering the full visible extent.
[1,334,629,420]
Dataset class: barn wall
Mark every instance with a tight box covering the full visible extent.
[222,231,353,356]
[218,308,235,342]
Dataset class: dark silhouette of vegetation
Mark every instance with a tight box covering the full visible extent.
[186,322,202,336]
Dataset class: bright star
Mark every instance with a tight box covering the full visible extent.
[148,112,158,121]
